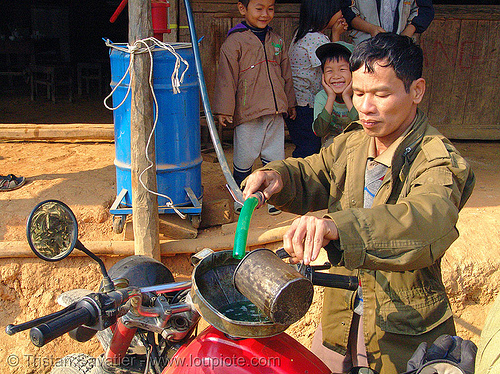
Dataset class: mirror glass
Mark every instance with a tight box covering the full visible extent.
[27,200,78,261]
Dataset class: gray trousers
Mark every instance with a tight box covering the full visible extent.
[311,314,369,373]
[233,114,285,178]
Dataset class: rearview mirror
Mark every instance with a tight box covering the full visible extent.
[26,200,78,261]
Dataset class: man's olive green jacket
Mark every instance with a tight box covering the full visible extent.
[265,109,475,373]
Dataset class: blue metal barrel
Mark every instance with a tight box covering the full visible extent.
[109,43,202,208]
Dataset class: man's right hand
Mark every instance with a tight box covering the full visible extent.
[283,216,339,265]
[242,170,283,202]
[351,16,386,37]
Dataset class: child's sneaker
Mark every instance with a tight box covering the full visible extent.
[268,204,281,215]
[234,201,243,215]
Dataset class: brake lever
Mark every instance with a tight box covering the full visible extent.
[274,247,358,289]
[6,303,77,336]
[275,248,332,277]
[309,263,332,271]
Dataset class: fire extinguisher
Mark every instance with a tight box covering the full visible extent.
[110,0,171,41]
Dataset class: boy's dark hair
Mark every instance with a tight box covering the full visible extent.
[350,33,423,92]
[239,0,250,8]
[294,0,342,42]
[316,42,352,71]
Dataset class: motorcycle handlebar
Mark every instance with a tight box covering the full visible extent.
[6,304,76,336]
[311,272,358,291]
[275,248,359,291]
[29,300,98,347]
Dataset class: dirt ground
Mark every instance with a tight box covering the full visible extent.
[0,91,499,373]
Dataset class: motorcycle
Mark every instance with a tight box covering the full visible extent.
[6,200,359,374]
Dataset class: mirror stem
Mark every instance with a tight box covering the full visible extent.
[75,240,115,292]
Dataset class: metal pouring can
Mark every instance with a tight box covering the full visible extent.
[233,248,314,325]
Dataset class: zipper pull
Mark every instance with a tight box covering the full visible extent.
[399,147,412,182]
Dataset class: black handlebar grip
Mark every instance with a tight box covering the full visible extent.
[311,272,359,291]
[5,324,17,336]
[5,304,76,336]
[275,248,290,259]
[29,305,94,347]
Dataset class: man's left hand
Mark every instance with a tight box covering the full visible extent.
[283,216,339,265]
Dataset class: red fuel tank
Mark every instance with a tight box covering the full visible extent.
[162,325,331,374]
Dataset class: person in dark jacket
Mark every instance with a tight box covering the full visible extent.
[342,0,435,45]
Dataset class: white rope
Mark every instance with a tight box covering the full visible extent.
[104,37,191,219]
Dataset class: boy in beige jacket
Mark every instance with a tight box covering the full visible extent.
[213,0,296,214]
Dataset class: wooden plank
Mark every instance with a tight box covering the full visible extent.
[178,0,189,42]
[462,20,492,138]
[163,0,178,42]
[129,0,161,260]
[440,19,477,138]
[282,16,299,49]
[232,16,244,27]
[0,124,114,142]
[422,19,461,134]
[200,198,232,228]
[0,223,287,256]
[270,15,284,39]
[491,20,500,134]
[125,214,199,240]
[434,5,500,21]
[421,13,500,140]
[419,19,441,115]
[204,15,232,104]
[191,2,300,14]
[158,214,198,239]
[196,12,212,103]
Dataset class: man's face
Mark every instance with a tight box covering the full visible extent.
[323,57,352,95]
[352,61,424,148]
[238,0,275,29]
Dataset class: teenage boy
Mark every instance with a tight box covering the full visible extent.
[342,0,435,45]
[212,0,296,215]
[242,33,475,374]
[313,41,358,147]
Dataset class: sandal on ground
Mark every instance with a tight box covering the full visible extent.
[267,204,281,216]
[0,174,26,192]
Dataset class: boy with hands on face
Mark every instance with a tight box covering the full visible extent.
[313,41,358,147]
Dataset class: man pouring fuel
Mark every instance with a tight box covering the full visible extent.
[242,33,475,374]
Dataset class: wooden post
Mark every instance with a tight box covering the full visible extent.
[129,0,161,260]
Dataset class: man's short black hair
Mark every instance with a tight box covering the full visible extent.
[350,33,423,92]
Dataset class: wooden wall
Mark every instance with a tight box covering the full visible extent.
[179,2,500,140]
[419,5,500,140]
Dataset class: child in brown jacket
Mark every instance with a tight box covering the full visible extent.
[213,0,296,215]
